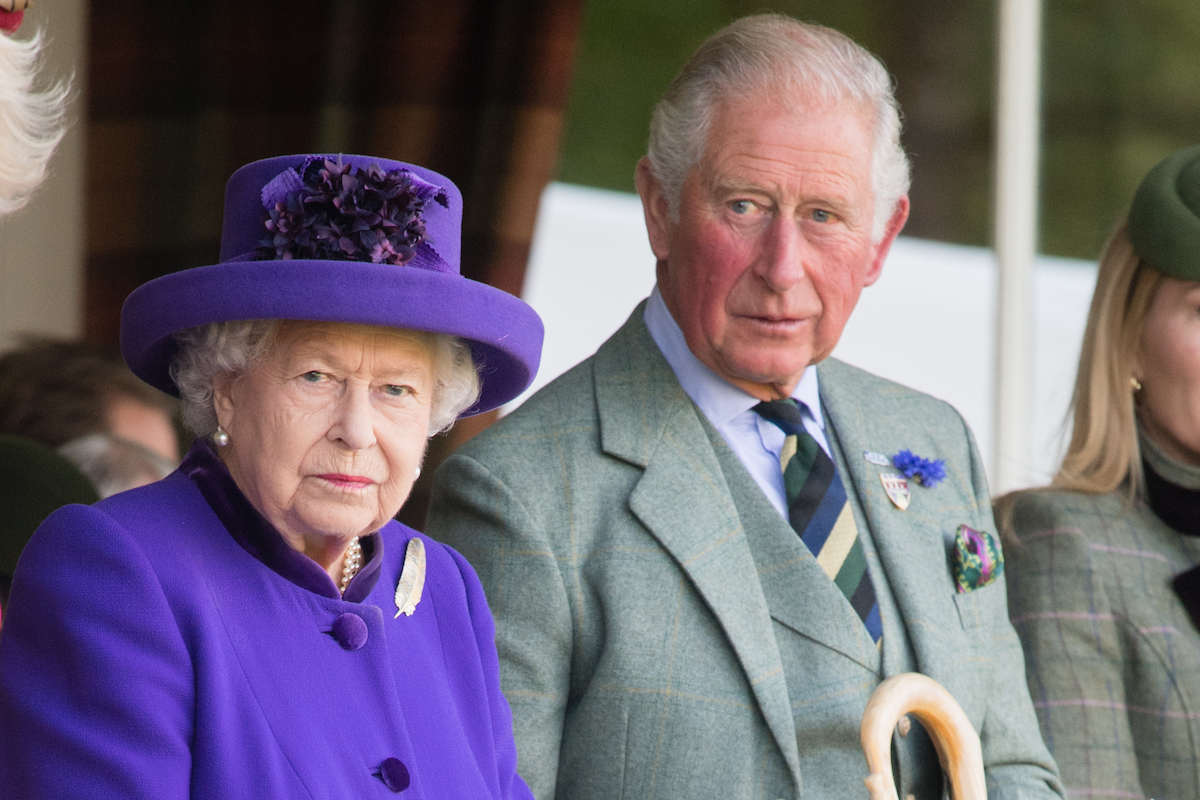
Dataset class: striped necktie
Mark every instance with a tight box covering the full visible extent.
[753,399,882,643]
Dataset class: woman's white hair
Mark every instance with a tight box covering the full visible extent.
[0,29,69,215]
[170,320,481,438]
[646,14,910,243]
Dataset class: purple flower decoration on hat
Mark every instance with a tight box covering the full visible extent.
[891,449,946,487]
[255,156,450,266]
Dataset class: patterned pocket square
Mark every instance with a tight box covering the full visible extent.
[952,524,1004,593]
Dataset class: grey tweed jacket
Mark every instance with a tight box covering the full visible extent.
[427,306,1062,800]
[1006,489,1200,800]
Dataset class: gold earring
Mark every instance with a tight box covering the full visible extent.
[1130,377,1143,392]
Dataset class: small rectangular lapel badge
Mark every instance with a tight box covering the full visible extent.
[864,450,891,466]
[880,473,910,510]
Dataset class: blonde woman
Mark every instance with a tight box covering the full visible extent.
[1003,144,1200,800]
[0,0,68,215]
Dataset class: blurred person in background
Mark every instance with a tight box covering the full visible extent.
[0,430,162,629]
[0,340,175,623]
[0,0,68,215]
[0,338,180,463]
[0,341,180,623]
[0,434,98,628]
[58,432,176,498]
[1002,144,1200,800]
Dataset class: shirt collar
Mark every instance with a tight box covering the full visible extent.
[643,285,824,426]
[180,439,383,602]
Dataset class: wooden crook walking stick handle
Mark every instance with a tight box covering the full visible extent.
[861,673,987,800]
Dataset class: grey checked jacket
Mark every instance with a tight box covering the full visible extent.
[1007,489,1200,800]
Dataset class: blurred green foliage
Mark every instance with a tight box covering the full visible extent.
[556,0,1200,260]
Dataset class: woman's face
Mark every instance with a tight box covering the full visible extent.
[1136,276,1200,466]
[214,321,434,562]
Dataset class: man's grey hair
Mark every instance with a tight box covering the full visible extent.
[646,14,910,242]
[0,30,69,215]
[170,320,481,439]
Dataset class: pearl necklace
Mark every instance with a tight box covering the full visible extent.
[338,537,363,595]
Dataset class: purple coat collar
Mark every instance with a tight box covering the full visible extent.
[180,439,382,601]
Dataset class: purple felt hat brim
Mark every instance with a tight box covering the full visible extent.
[119,155,543,416]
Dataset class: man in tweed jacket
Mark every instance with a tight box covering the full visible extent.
[427,15,1063,800]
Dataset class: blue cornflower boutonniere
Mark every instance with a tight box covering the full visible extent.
[891,449,946,487]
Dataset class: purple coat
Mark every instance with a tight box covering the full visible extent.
[0,459,533,799]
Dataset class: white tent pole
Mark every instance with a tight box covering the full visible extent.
[993,0,1043,493]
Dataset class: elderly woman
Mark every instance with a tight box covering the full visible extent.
[0,154,543,799]
[1002,145,1200,800]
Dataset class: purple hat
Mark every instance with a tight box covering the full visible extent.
[120,154,543,416]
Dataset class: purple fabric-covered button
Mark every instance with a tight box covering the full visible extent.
[332,612,368,651]
[378,757,410,792]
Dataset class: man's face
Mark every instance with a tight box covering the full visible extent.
[639,91,908,400]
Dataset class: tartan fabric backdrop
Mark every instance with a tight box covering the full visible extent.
[82,0,584,527]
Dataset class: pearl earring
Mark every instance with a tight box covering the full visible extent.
[414,465,422,479]
[213,426,230,447]
[1130,377,1143,392]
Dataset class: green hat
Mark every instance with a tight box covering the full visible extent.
[1128,144,1200,280]
[0,434,98,578]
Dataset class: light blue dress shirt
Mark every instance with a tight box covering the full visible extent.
[643,287,829,521]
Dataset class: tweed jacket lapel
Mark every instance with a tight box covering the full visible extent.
[816,358,985,714]
[592,308,802,786]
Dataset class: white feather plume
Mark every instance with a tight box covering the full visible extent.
[394,537,426,618]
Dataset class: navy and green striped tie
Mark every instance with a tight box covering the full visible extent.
[753,399,882,643]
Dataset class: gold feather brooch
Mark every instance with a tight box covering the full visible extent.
[394,537,426,618]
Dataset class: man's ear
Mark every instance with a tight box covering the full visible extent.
[863,195,910,287]
[636,157,673,262]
